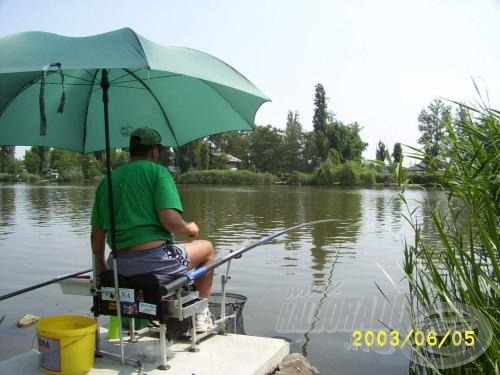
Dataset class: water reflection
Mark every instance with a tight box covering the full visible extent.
[1,184,429,374]
[180,186,362,283]
[24,185,94,235]
[0,185,15,238]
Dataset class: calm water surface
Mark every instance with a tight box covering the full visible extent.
[0,183,435,374]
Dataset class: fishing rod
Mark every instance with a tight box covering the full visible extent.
[0,268,92,302]
[162,219,336,295]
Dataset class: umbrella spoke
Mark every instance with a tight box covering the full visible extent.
[110,74,182,85]
[108,69,142,85]
[62,73,95,84]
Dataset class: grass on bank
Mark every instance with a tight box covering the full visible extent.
[397,101,499,374]
[177,169,277,185]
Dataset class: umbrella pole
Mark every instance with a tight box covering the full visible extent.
[101,69,126,365]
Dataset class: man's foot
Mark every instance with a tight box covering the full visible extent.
[195,311,214,332]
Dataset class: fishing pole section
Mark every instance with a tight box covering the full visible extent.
[91,219,336,368]
[161,219,336,296]
[0,268,92,302]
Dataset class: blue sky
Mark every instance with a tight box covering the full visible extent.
[2,0,499,161]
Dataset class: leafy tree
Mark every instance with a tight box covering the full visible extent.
[208,132,251,168]
[454,104,470,140]
[344,122,367,161]
[283,110,303,172]
[326,121,367,162]
[28,146,50,175]
[175,141,196,173]
[376,141,386,162]
[248,125,284,174]
[23,149,41,174]
[0,146,16,173]
[81,154,102,181]
[50,148,82,171]
[417,98,452,165]
[196,141,210,170]
[111,149,129,168]
[301,131,319,172]
[312,84,329,161]
[392,142,403,164]
[313,84,328,133]
[174,139,210,172]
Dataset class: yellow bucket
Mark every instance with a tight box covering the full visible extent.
[36,315,97,375]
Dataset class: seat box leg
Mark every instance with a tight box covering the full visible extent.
[157,323,171,370]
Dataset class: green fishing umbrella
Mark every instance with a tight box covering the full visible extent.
[0,28,269,367]
[0,27,269,151]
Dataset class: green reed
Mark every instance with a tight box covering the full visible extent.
[400,101,499,374]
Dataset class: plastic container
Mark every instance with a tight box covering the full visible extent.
[36,314,96,374]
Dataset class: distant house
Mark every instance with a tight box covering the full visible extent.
[212,153,242,170]
[44,169,60,180]
[225,154,241,170]
[404,161,426,174]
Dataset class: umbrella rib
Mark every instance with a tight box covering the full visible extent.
[61,73,94,84]
[124,68,181,147]
[108,69,142,85]
[0,75,44,117]
[110,74,182,85]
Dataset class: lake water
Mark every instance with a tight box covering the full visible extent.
[0,183,434,374]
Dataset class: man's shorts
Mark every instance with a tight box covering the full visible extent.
[107,243,190,277]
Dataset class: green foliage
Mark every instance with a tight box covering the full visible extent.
[359,169,376,186]
[392,142,403,163]
[58,171,85,182]
[313,83,328,133]
[15,172,41,183]
[405,172,437,185]
[312,158,377,186]
[248,125,284,174]
[417,98,452,166]
[0,146,16,173]
[376,141,386,161]
[400,101,499,374]
[338,161,359,186]
[81,154,103,181]
[325,121,367,162]
[284,111,304,172]
[178,169,277,185]
[283,171,315,185]
[0,173,17,182]
[314,157,338,185]
[24,148,41,174]
[32,146,50,174]
[111,149,129,168]
[50,148,82,171]
[208,132,251,167]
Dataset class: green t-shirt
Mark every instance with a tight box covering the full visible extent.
[90,160,183,249]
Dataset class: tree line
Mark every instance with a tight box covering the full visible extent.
[0,85,470,185]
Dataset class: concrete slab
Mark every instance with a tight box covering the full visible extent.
[0,332,289,375]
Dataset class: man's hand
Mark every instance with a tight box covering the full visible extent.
[184,222,199,238]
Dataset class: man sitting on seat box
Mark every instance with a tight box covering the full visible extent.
[90,127,214,332]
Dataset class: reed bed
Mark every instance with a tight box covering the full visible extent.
[399,101,499,374]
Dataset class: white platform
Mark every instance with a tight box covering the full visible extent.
[0,332,289,375]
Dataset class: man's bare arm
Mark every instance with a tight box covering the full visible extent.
[91,227,108,272]
[158,209,199,238]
